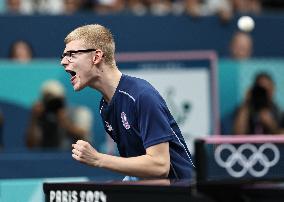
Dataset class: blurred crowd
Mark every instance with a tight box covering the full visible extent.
[0,0,283,17]
[1,0,281,64]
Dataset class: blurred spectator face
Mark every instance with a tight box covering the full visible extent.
[64,0,82,14]
[10,40,33,63]
[6,0,21,13]
[232,0,261,14]
[232,0,247,12]
[93,0,125,14]
[147,0,172,16]
[230,32,252,60]
[184,0,201,16]
[127,0,147,15]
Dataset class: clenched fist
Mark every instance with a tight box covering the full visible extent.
[72,140,102,167]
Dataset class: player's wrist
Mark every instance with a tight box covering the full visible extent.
[94,152,104,168]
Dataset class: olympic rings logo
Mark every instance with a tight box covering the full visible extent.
[214,143,280,178]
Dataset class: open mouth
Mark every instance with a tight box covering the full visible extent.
[65,70,76,77]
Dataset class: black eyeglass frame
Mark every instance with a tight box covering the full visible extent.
[61,49,97,60]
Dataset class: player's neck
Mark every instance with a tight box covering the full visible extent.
[100,67,122,103]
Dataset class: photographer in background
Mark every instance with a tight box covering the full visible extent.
[233,72,284,135]
[26,80,93,150]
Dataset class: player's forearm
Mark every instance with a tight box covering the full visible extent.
[98,153,170,178]
[72,141,170,178]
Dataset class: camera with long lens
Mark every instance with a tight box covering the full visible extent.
[250,84,270,111]
[43,96,65,113]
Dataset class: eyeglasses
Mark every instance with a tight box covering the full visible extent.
[61,49,96,62]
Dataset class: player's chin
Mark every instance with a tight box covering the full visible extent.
[74,81,88,92]
[73,82,83,91]
[74,86,83,92]
[74,87,80,92]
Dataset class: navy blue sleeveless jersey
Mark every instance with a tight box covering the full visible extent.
[99,74,194,179]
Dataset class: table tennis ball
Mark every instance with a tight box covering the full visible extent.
[237,16,255,32]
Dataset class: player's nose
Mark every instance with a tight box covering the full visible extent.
[60,57,68,67]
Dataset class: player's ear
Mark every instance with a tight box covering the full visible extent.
[92,49,104,64]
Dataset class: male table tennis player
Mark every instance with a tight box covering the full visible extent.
[61,24,194,180]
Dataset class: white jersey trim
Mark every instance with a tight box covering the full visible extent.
[118,90,135,102]
[99,102,104,114]
[171,128,195,167]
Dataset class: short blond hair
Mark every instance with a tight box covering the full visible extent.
[64,24,115,67]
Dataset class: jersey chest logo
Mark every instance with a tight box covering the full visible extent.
[121,112,130,130]
[105,121,113,131]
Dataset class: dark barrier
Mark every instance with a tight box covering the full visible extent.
[43,179,284,202]
[195,135,284,182]
[194,135,284,202]
[43,179,214,202]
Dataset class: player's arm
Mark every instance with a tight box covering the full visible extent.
[72,140,170,178]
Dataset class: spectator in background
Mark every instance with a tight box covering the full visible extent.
[63,0,84,14]
[4,0,84,15]
[126,0,147,15]
[233,72,284,135]
[147,0,172,16]
[5,0,21,13]
[92,0,125,14]
[26,0,65,15]
[9,40,33,63]
[170,0,232,21]
[231,0,262,15]
[229,31,253,60]
[26,80,93,150]
[181,0,202,16]
[201,0,232,21]
[4,0,34,14]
